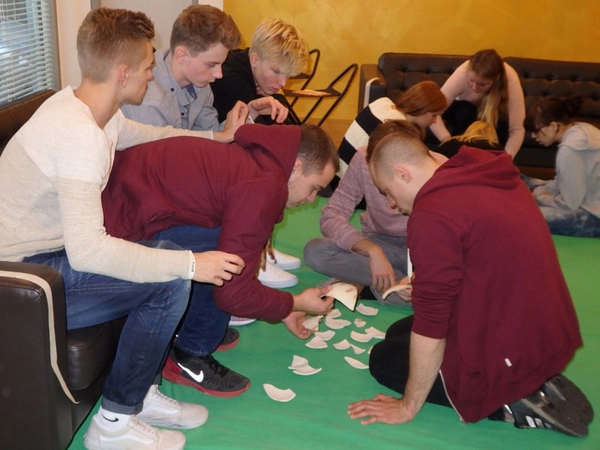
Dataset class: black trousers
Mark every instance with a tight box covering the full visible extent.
[369,315,505,420]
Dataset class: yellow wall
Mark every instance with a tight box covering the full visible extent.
[224,0,600,121]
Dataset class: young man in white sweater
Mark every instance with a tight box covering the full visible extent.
[0,8,244,450]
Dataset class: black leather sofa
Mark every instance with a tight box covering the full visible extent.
[0,90,124,449]
[359,53,600,179]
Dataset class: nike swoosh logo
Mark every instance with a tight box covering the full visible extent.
[178,363,204,383]
[102,414,119,423]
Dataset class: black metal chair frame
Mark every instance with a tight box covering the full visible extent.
[284,62,358,126]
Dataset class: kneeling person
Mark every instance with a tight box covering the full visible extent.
[348,132,591,436]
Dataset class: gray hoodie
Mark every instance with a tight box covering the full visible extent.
[533,122,600,218]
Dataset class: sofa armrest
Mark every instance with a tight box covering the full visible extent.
[358,64,386,113]
[0,261,75,450]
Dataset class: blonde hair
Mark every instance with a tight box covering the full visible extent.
[170,5,240,55]
[468,49,508,127]
[453,120,499,145]
[250,18,308,77]
[77,8,154,83]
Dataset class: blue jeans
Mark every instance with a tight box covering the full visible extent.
[152,225,230,357]
[522,175,600,237]
[23,240,190,414]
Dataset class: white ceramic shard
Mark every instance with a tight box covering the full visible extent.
[356,303,379,316]
[327,308,342,318]
[326,282,358,311]
[263,383,296,402]
[292,364,322,376]
[344,356,369,370]
[350,330,373,343]
[314,330,335,341]
[288,355,309,370]
[325,315,351,330]
[350,344,366,355]
[365,326,386,339]
[354,318,366,328]
[306,335,328,349]
[333,339,351,350]
[302,315,323,331]
[382,283,412,299]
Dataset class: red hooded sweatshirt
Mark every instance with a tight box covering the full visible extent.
[408,146,582,422]
[102,124,299,321]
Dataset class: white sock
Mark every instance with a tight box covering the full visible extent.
[97,406,132,430]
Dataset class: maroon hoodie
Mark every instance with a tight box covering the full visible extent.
[102,124,299,321]
[408,146,582,422]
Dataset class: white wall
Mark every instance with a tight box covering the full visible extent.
[56,1,223,87]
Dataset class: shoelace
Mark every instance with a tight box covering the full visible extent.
[128,416,159,439]
[149,386,179,409]
[204,354,230,377]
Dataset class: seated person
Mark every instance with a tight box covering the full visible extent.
[101,124,337,398]
[523,96,600,237]
[304,120,446,305]
[436,120,503,158]
[0,8,244,449]
[429,49,525,158]
[349,131,592,437]
[121,5,288,143]
[121,5,293,290]
[211,17,308,124]
[338,81,447,172]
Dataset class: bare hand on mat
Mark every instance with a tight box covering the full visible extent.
[348,394,416,425]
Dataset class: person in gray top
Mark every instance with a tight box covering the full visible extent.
[121,4,288,143]
[524,96,600,237]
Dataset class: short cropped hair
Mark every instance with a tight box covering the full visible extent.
[369,132,431,181]
[170,5,241,55]
[298,124,340,175]
[366,120,421,163]
[77,8,154,83]
[250,18,308,77]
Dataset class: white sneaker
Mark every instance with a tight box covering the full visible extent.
[84,412,185,450]
[267,248,301,270]
[136,385,209,429]
[258,262,298,288]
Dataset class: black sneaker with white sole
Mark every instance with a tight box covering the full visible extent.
[506,389,589,437]
[162,348,250,398]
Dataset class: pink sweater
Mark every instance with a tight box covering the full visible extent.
[320,148,407,249]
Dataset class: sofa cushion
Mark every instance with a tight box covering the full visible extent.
[0,89,55,155]
[67,318,125,391]
[378,52,467,102]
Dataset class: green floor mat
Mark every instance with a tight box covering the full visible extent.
[69,196,599,449]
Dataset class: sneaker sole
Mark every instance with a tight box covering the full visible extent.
[271,261,301,270]
[162,364,251,398]
[215,336,240,352]
[543,375,594,425]
[518,395,589,437]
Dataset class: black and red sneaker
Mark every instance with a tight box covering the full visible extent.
[215,327,240,352]
[162,348,250,398]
